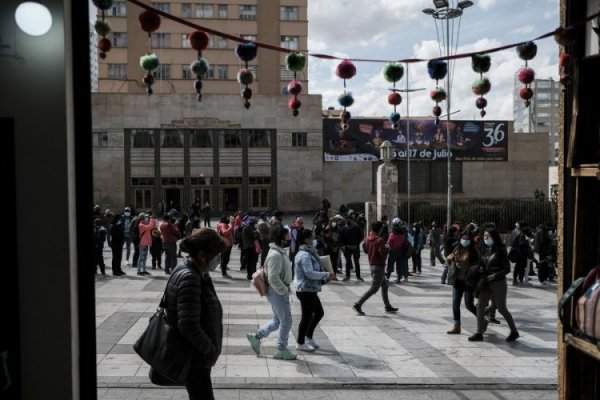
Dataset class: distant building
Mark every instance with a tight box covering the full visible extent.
[89,0,98,92]
[513,78,560,166]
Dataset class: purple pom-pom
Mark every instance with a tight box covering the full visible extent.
[235,42,258,62]
[427,60,448,80]
[336,60,356,80]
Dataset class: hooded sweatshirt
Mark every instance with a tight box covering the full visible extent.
[364,231,390,266]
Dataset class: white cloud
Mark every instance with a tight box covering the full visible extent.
[478,0,498,11]
[512,25,535,36]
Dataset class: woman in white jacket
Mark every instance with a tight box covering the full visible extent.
[246,225,296,360]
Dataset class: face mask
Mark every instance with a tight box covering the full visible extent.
[331,222,336,228]
[208,255,220,271]
[484,238,494,247]
[311,239,318,248]
[124,212,130,217]
[143,217,149,223]
[460,239,470,247]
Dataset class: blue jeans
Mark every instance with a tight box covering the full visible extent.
[137,245,149,273]
[452,279,477,322]
[257,286,292,350]
[124,235,132,261]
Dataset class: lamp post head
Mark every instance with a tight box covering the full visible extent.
[380,140,393,163]
[457,1,474,9]
[433,0,449,8]
[422,8,435,15]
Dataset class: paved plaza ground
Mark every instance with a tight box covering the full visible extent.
[96,220,558,399]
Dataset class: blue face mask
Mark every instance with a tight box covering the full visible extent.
[460,239,470,247]
[484,238,494,247]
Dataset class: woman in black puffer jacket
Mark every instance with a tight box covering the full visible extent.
[469,227,519,343]
[166,228,227,400]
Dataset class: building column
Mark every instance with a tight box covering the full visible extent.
[124,129,131,207]
[271,129,278,210]
[212,129,220,213]
[183,129,191,211]
[154,129,161,212]
[242,130,249,211]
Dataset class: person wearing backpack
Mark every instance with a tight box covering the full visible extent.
[246,225,297,360]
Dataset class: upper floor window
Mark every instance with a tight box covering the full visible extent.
[155,64,171,80]
[222,133,242,148]
[292,132,307,147]
[182,65,192,79]
[239,5,256,20]
[107,64,127,79]
[241,34,257,42]
[111,32,127,48]
[248,130,270,147]
[280,6,299,20]
[218,4,228,18]
[161,131,183,148]
[281,36,299,50]
[151,33,171,48]
[151,2,170,13]
[133,130,154,148]
[280,66,295,80]
[191,130,213,147]
[182,33,191,48]
[107,1,126,16]
[182,3,191,17]
[93,132,109,148]
[196,4,213,18]
[208,34,227,49]
[217,65,228,80]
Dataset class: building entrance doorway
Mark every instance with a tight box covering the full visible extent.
[222,187,239,212]
[164,188,181,211]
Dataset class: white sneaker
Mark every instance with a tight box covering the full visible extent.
[305,338,320,349]
[296,343,316,352]
[125,260,130,266]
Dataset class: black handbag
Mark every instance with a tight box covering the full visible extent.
[133,286,192,384]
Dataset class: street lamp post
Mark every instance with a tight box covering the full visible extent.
[423,0,473,232]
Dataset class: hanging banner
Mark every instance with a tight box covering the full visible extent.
[323,118,509,162]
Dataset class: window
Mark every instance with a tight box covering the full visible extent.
[218,4,228,18]
[196,4,213,18]
[151,33,171,48]
[247,65,257,76]
[133,189,153,211]
[182,3,191,17]
[396,161,462,193]
[181,33,191,48]
[133,131,154,148]
[191,130,212,147]
[205,65,214,80]
[217,37,228,49]
[280,66,295,80]
[281,36,299,50]
[161,130,182,147]
[220,177,242,185]
[192,189,211,205]
[240,34,256,41]
[250,188,269,209]
[93,132,109,148]
[248,130,270,147]
[151,2,170,13]
[182,65,192,79]
[239,5,256,19]
[107,64,127,79]
[249,177,271,185]
[217,65,228,80]
[280,6,299,20]
[111,32,127,47]
[191,177,208,185]
[292,132,307,147]
[222,132,241,148]
[156,64,171,80]
[132,177,155,186]
[107,1,126,16]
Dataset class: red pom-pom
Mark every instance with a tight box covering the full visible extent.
[336,60,356,80]
[517,68,535,85]
[519,87,533,100]
[242,87,253,100]
[288,98,302,110]
[388,92,402,106]
[480,110,486,117]
[139,11,161,33]
[432,106,442,116]
[559,53,570,68]
[189,31,209,51]
[98,38,111,53]
[287,80,303,95]
[476,97,487,109]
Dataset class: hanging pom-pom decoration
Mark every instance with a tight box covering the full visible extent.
[138,10,162,95]
[471,54,492,118]
[553,26,577,47]
[188,30,209,101]
[336,60,357,131]
[285,52,306,116]
[427,60,448,124]
[383,62,404,129]
[555,26,574,92]
[93,0,114,59]
[516,42,537,108]
[558,52,571,90]
[235,42,258,109]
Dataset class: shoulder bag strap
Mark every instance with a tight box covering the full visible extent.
[558,277,585,329]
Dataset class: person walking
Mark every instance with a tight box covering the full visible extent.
[165,228,228,400]
[216,215,234,278]
[429,221,445,266]
[469,228,520,342]
[511,221,533,286]
[351,221,398,316]
[386,220,407,283]
[246,225,297,360]
[341,218,364,281]
[411,222,426,274]
[293,229,335,352]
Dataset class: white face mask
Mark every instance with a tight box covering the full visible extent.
[460,239,470,247]
[208,255,220,271]
[484,238,494,247]
[311,239,318,248]
[124,211,130,217]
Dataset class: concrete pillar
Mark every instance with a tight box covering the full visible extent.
[365,201,377,234]
[376,141,398,224]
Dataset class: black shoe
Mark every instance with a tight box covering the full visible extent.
[352,303,365,316]
[342,276,350,282]
[506,331,520,342]
[394,279,402,284]
[488,317,501,325]
[143,271,151,275]
[137,272,144,276]
[468,333,483,342]
[385,306,398,313]
[356,277,364,282]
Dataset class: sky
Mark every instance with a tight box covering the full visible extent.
[306,0,560,121]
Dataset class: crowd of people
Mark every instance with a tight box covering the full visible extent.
[92,201,557,400]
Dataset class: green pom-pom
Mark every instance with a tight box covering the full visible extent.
[140,54,159,72]
[471,54,491,73]
[285,52,306,72]
[94,20,111,36]
[191,59,209,76]
[383,63,404,83]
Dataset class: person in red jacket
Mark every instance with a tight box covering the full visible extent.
[352,221,399,315]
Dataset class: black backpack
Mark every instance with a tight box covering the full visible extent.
[234,223,245,247]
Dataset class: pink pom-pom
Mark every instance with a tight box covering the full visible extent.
[517,68,535,85]
[559,53,570,68]
[287,80,303,95]
[336,60,356,80]
[288,98,302,110]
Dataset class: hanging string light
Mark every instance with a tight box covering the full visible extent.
[284,52,306,117]
[427,59,447,124]
[235,42,258,109]
[93,0,114,59]
[336,60,356,131]
[516,41,537,108]
[471,54,491,118]
[188,30,210,101]
[383,63,404,130]
[138,9,162,95]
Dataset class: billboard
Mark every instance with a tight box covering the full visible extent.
[323,118,509,162]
